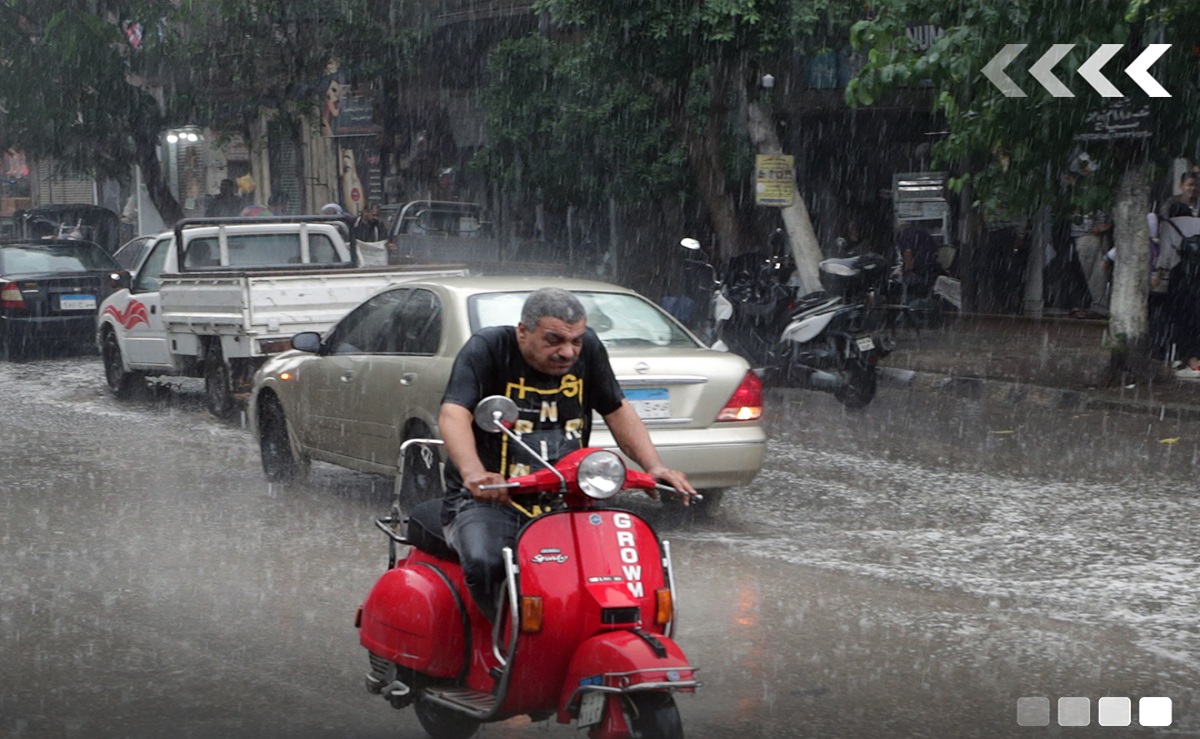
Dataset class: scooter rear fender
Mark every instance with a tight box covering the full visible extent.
[358,555,467,678]
[556,629,698,724]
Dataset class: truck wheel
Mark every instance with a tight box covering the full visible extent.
[258,396,308,483]
[204,342,236,419]
[102,330,141,399]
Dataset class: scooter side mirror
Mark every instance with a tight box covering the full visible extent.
[473,395,519,433]
[680,238,702,251]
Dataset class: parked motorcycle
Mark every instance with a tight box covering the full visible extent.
[357,396,699,739]
[660,238,732,349]
[776,252,898,409]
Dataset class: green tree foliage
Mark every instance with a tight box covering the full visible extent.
[846,0,1200,216]
[477,0,858,262]
[474,34,688,213]
[0,0,423,222]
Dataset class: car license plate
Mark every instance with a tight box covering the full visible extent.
[578,691,605,727]
[625,387,669,419]
[59,294,96,311]
[855,336,875,352]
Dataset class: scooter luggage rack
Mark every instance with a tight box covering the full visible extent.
[376,437,445,568]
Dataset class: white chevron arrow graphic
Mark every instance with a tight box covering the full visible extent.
[982,44,1027,97]
[1029,44,1075,97]
[1077,44,1124,96]
[1126,44,1171,97]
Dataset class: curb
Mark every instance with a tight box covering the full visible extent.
[904,368,1200,422]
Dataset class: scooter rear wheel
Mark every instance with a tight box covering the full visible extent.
[625,692,683,739]
[413,694,480,739]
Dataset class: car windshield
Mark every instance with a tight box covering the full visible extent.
[469,290,698,348]
[0,243,116,275]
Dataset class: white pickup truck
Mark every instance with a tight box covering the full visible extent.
[97,217,466,417]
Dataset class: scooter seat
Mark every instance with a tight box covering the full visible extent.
[407,498,459,561]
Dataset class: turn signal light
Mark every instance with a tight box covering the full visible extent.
[716,371,763,421]
[520,596,544,633]
[1,281,26,309]
[655,588,673,625]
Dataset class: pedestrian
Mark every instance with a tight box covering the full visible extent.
[1153,201,1200,376]
[894,224,941,301]
[437,287,696,622]
[351,202,386,242]
[1159,171,1200,220]
[205,179,243,217]
[319,202,346,217]
[1064,153,1113,318]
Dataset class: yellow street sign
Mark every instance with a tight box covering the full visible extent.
[755,154,795,207]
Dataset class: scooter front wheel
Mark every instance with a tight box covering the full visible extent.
[413,693,480,739]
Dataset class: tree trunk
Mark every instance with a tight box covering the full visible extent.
[132,125,183,226]
[1107,155,1151,382]
[745,99,823,295]
[679,98,742,267]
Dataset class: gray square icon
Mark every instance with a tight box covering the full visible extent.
[1058,697,1091,726]
[1017,697,1050,726]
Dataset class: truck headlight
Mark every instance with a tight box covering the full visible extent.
[577,451,625,499]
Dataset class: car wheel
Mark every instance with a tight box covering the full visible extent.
[258,395,309,484]
[204,341,236,419]
[101,329,141,398]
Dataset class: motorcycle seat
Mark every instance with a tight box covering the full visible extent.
[406,498,459,561]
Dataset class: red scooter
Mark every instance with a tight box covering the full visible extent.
[356,396,699,739]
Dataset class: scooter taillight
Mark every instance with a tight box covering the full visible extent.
[717,371,763,421]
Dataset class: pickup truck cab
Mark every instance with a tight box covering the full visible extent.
[98,216,466,417]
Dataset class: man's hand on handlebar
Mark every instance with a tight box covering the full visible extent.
[464,470,512,505]
[645,465,698,505]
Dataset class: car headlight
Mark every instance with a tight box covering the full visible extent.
[577,450,626,499]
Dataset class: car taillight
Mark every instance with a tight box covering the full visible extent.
[1,281,26,309]
[716,371,763,422]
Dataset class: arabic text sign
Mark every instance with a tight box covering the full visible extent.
[756,154,795,207]
[1074,100,1151,141]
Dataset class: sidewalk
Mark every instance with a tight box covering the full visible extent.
[884,313,1200,418]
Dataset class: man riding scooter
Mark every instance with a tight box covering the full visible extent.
[438,287,697,621]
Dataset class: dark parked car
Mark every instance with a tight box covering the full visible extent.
[16,204,123,255]
[0,238,123,359]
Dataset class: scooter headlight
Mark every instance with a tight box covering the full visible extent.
[577,451,626,499]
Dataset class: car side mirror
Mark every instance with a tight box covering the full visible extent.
[109,271,131,290]
[290,331,322,354]
[473,395,519,433]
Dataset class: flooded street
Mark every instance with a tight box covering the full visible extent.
[2,356,1198,737]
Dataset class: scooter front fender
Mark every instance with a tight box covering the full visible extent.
[556,629,698,724]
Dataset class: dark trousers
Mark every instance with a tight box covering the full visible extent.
[443,500,523,623]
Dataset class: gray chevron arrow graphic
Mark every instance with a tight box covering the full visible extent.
[1077,44,1124,96]
[982,44,1027,97]
[1029,44,1075,97]
[1126,44,1171,97]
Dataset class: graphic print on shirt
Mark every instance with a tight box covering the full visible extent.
[501,373,586,478]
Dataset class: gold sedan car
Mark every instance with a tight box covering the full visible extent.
[248,276,765,512]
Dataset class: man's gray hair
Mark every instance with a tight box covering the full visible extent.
[521,287,587,327]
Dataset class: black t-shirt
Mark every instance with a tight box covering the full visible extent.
[440,325,624,512]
